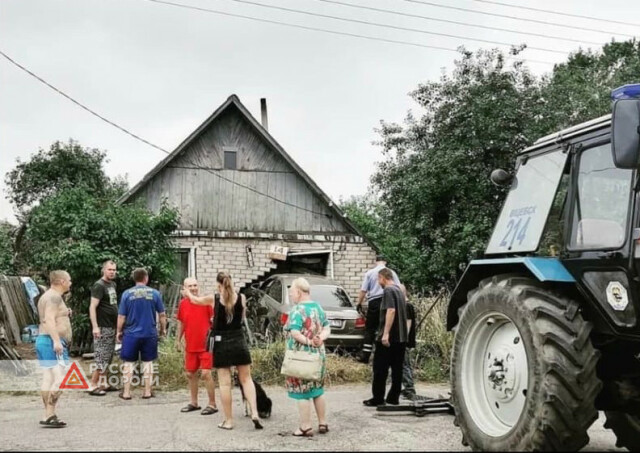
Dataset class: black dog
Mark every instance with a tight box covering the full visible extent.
[235,375,272,419]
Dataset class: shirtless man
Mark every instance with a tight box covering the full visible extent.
[35,270,72,428]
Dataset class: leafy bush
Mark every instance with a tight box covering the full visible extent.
[21,188,179,344]
[5,140,180,351]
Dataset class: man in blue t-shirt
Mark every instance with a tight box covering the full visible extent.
[116,268,166,400]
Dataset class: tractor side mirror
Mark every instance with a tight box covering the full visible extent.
[612,99,640,169]
[490,169,513,187]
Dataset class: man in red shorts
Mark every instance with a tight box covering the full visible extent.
[176,277,218,415]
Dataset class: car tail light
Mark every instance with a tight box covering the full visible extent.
[280,313,289,325]
[355,316,366,329]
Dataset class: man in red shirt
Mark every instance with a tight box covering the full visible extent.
[176,278,218,415]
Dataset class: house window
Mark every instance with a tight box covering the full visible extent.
[171,248,195,284]
[224,150,237,170]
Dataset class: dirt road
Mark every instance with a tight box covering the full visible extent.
[0,383,625,451]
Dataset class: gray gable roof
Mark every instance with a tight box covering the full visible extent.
[117,95,368,239]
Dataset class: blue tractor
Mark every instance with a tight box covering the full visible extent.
[448,84,640,451]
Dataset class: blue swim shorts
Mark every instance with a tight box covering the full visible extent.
[35,334,70,369]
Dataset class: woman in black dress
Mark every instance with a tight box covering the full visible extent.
[184,272,263,430]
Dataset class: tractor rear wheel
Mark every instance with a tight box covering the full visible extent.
[451,275,602,451]
[604,411,640,451]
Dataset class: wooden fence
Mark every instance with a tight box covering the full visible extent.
[0,275,40,362]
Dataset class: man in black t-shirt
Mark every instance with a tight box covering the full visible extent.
[88,260,119,395]
[363,268,408,407]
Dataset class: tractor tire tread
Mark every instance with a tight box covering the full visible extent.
[451,274,600,451]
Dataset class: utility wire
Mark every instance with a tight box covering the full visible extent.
[469,0,640,28]
[214,0,569,55]
[0,49,334,217]
[401,0,637,38]
[145,0,556,65]
[307,0,602,46]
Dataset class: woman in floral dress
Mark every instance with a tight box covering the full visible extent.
[284,277,331,437]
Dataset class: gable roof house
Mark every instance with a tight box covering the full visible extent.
[118,95,376,297]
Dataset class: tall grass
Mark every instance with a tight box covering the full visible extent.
[156,337,371,390]
[411,293,453,383]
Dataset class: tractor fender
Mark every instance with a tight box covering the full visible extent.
[447,257,575,330]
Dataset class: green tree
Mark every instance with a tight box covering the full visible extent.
[341,195,424,288]
[540,40,640,130]
[6,140,180,347]
[21,188,179,341]
[373,48,542,290]
[5,139,126,212]
[0,221,15,274]
[371,41,640,291]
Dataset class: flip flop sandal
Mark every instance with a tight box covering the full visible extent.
[118,393,132,401]
[318,424,329,434]
[103,385,119,392]
[200,406,218,415]
[40,415,67,428]
[88,387,107,396]
[142,391,156,399]
[292,427,314,437]
[181,404,202,413]
[217,421,234,430]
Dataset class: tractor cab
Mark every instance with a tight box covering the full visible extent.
[447,84,640,451]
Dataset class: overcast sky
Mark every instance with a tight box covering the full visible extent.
[1,0,638,223]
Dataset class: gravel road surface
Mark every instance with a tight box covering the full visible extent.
[0,383,626,451]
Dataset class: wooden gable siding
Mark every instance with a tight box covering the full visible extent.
[130,106,349,233]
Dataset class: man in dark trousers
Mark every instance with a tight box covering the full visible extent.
[363,267,408,407]
[356,254,400,364]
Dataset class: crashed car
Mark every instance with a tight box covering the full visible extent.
[245,273,365,349]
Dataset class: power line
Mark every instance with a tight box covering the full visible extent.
[469,0,640,28]
[145,0,556,65]
[214,0,569,55]
[307,0,602,46]
[0,49,333,217]
[401,0,637,39]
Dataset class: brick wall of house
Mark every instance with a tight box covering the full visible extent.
[173,236,376,299]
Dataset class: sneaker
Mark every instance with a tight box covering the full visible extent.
[362,399,385,407]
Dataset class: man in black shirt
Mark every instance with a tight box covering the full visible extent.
[363,267,408,407]
[88,260,119,395]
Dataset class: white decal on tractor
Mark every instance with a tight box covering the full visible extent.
[606,281,629,312]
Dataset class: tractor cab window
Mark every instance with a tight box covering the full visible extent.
[486,149,569,254]
[570,143,633,250]
[538,172,569,256]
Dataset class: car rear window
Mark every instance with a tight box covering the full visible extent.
[309,285,353,308]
